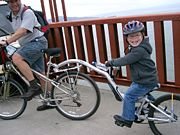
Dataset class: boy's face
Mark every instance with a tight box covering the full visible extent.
[127,32,143,47]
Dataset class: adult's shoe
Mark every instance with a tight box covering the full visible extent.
[37,102,56,111]
[21,85,42,101]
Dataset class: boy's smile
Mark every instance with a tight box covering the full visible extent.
[127,32,143,47]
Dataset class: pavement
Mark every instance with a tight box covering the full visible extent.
[0,85,178,135]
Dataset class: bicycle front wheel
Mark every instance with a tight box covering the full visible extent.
[0,79,27,120]
[51,71,100,120]
[148,94,180,135]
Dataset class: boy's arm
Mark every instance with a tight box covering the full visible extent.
[106,47,144,67]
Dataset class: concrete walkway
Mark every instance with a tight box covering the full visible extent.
[0,87,177,135]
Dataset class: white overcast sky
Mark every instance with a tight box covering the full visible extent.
[15,0,180,17]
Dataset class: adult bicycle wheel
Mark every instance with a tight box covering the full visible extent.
[51,71,100,120]
[148,94,180,135]
[0,79,27,120]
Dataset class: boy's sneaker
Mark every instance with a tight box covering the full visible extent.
[114,115,133,128]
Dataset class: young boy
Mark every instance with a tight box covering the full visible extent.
[105,20,159,128]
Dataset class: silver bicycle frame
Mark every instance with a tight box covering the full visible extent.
[54,59,124,100]
[4,55,177,122]
[9,60,71,101]
[59,59,177,123]
[147,102,177,122]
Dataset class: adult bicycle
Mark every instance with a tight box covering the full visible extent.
[0,35,100,120]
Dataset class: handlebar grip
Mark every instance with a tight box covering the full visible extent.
[92,61,108,72]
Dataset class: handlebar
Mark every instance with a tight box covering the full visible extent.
[92,61,108,72]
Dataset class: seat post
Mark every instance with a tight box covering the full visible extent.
[46,56,54,77]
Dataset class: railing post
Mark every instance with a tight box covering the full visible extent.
[154,21,167,84]
[61,0,67,21]
[172,20,180,86]
[96,24,107,62]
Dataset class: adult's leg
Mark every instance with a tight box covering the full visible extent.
[35,72,52,92]
[12,53,34,81]
[12,53,42,100]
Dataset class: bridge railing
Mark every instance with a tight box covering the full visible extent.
[46,13,180,93]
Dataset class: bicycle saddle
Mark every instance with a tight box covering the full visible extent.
[41,48,61,57]
[152,83,161,91]
[137,83,161,102]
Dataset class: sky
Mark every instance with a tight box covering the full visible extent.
[64,0,180,17]
[1,0,180,17]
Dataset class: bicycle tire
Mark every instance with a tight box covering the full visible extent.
[51,71,101,120]
[148,94,180,135]
[0,79,27,120]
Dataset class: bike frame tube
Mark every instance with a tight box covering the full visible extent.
[55,59,177,123]
[31,69,71,96]
[9,58,124,101]
[56,59,124,100]
[6,58,78,100]
[148,102,177,122]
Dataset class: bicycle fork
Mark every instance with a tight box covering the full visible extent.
[1,75,10,100]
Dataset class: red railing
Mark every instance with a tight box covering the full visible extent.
[40,0,180,93]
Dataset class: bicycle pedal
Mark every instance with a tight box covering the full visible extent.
[115,120,124,127]
[34,95,41,99]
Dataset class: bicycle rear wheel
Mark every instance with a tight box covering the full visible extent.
[0,79,27,120]
[51,71,100,120]
[148,94,180,135]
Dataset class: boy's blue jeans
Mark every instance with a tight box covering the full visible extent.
[122,82,157,121]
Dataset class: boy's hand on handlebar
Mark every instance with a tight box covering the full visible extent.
[105,61,112,67]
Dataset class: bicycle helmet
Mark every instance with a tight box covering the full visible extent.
[123,20,145,36]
